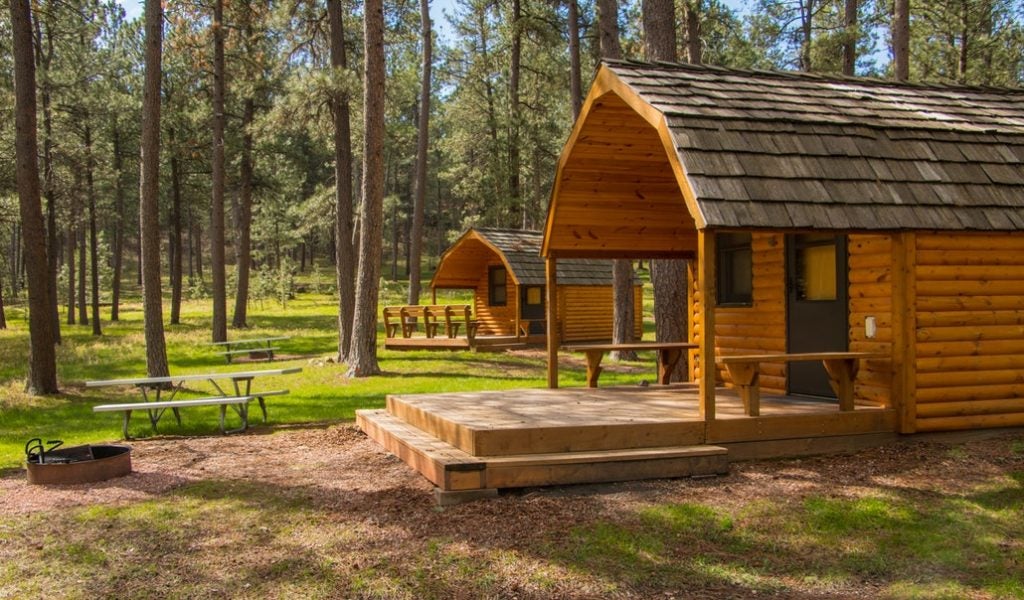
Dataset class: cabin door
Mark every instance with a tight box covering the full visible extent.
[785,234,849,398]
[520,285,546,333]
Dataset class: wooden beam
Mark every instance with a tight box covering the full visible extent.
[698,230,717,421]
[891,231,917,433]
[546,257,559,388]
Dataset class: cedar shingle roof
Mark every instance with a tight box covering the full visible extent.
[473,229,624,286]
[606,60,1024,230]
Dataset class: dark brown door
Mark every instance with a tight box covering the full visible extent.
[520,285,546,333]
[786,234,848,398]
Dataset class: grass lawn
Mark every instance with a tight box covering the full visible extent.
[0,286,650,469]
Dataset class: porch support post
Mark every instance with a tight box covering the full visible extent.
[892,231,917,433]
[546,256,559,388]
[698,230,716,421]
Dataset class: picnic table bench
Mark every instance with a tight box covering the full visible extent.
[207,336,290,363]
[717,352,882,416]
[562,342,698,387]
[87,367,301,438]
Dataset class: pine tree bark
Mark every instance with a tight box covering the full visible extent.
[597,0,623,59]
[328,0,356,362]
[684,1,702,64]
[139,0,170,379]
[0,263,6,330]
[66,226,76,325]
[347,0,386,377]
[34,10,61,344]
[407,0,431,307]
[110,122,124,321]
[232,97,255,328]
[10,0,58,394]
[209,0,228,343]
[893,0,910,81]
[78,227,87,325]
[567,0,582,119]
[509,0,523,226]
[843,0,858,76]
[643,0,688,380]
[169,130,184,325]
[85,122,101,336]
[799,0,814,72]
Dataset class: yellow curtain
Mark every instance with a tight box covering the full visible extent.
[802,244,836,300]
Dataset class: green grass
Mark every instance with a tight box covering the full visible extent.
[0,287,652,469]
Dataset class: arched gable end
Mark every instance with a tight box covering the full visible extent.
[431,232,520,289]
[542,69,701,259]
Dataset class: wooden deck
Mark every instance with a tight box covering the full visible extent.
[357,384,898,501]
[384,333,547,352]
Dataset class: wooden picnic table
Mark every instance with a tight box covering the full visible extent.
[562,342,698,388]
[717,352,883,416]
[207,336,291,363]
[87,367,302,437]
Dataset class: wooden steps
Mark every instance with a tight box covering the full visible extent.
[356,409,729,492]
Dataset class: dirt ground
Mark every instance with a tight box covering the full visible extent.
[2,424,1022,598]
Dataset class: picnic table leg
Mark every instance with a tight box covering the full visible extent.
[122,410,132,439]
[219,404,226,434]
[823,358,859,411]
[724,363,760,417]
[584,350,604,388]
[656,349,684,385]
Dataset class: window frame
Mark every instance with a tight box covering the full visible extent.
[488,265,508,307]
[716,232,754,307]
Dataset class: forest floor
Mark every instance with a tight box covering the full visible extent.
[2,422,1022,599]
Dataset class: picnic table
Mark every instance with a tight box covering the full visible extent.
[207,336,290,363]
[562,342,698,387]
[86,367,302,437]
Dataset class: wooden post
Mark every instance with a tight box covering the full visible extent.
[891,232,917,433]
[431,287,437,304]
[546,256,559,388]
[698,231,716,421]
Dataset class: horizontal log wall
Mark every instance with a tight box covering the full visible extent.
[848,234,894,407]
[691,233,787,394]
[558,285,643,343]
[914,232,1024,432]
[474,259,516,336]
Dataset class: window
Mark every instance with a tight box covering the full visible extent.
[794,234,838,301]
[488,266,507,306]
[525,286,542,305]
[717,232,753,306]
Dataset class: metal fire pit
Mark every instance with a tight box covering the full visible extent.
[25,439,132,485]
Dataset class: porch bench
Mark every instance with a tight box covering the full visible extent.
[93,395,258,438]
[441,305,478,340]
[717,352,883,417]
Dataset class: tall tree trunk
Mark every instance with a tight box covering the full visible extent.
[347,0,385,377]
[684,1,702,64]
[509,0,522,226]
[598,0,634,359]
[328,0,356,362]
[66,227,76,325]
[78,227,87,325]
[957,2,969,83]
[642,0,676,61]
[139,0,169,379]
[85,122,101,336]
[34,9,61,345]
[843,0,858,76]
[232,97,255,328]
[643,0,687,380]
[799,0,814,72]
[110,122,124,321]
[209,0,228,343]
[194,220,203,280]
[407,0,431,307]
[597,0,623,59]
[893,0,910,81]
[169,130,184,325]
[567,0,582,119]
[0,262,6,330]
[10,0,58,393]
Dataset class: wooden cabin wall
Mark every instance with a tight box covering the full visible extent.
[914,232,1024,431]
[473,258,517,336]
[558,285,642,342]
[690,233,788,393]
[848,234,894,407]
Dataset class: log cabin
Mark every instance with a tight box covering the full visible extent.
[542,59,1024,435]
[358,62,1024,502]
[430,227,642,342]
